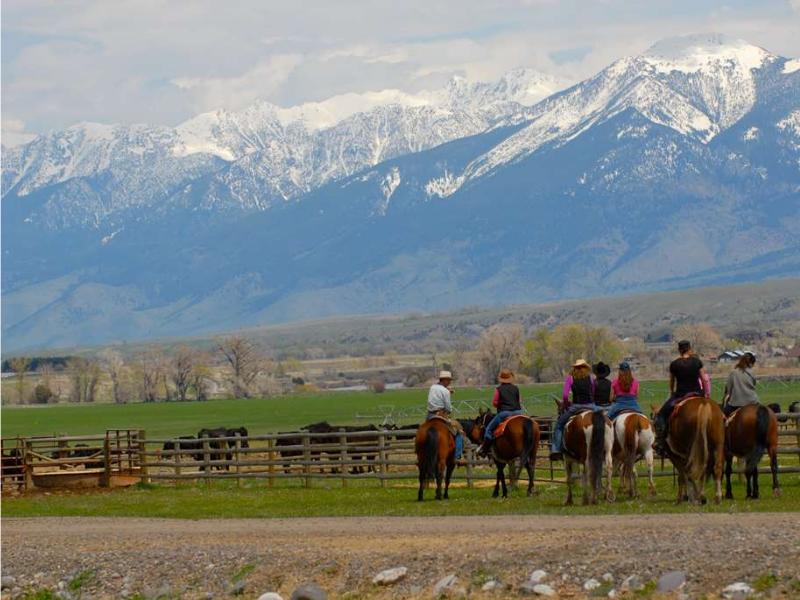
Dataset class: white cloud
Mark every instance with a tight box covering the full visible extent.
[1,118,36,147]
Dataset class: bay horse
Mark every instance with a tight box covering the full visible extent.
[612,412,656,498]
[724,404,780,499]
[558,404,614,505]
[656,396,725,504]
[466,409,540,498]
[415,418,456,501]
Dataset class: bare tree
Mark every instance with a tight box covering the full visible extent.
[99,349,129,404]
[218,336,262,398]
[673,323,724,357]
[134,351,163,402]
[190,360,212,401]
[9,357,31,404]
[475,324,524,384]
[171,346,195,402]
[67,358,101,403]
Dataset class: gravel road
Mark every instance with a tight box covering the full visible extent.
[2,513,798,599]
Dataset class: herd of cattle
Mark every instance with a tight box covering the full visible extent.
[157,422,414,474]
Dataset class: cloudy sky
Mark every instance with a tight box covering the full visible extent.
[3,0,799,146]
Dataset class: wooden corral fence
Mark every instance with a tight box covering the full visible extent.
[3,415,800,491]
[1,429,144,492]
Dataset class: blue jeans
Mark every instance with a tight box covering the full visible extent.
[551,404,599,452]
[607,396,642,420]
[484,410,524,441]
[426,412,463,460]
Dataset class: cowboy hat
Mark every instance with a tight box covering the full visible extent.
[572,358,591,369]
[438,370,453,380]
[497,368,515,383]
[593,361,611,377]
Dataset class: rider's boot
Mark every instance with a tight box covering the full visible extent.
[653,420,668,457]
[476,439,491,458]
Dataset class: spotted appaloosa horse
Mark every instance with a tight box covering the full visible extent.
[465,409,540,498]
[655,396,725,504]
[725,404,780,499]
[415,418,456,501]
[559,405,614,506]
[612,412,656,499]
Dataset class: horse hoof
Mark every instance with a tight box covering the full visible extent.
[700,497,707,506]
[714,495,722,505]
[563,499,573,506]
[725,493,734,500]
[773,488,782,498]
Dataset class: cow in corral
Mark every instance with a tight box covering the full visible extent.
[275,433,304,474]
[197,428,230,470]
[159,436,203,463]
[767,403,788,423]
[70,443,105,469]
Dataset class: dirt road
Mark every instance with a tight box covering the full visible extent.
[2,513,798,598]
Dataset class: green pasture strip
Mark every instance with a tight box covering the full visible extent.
[1,379,796,439]
[2,476,798,519]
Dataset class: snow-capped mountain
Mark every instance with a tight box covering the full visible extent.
[2,34,799,351]
[2,68,565,222]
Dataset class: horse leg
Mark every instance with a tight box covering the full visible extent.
[645,447,656,497]
[434,465,443,500]
[417,467,425,502]
[675,468,687,504]
[564,460,574,506]
[583,457,592,506]
[605,440,615,503]
[627,455,637,498]
[724,455,734,500]
[443,462,454,500]
[499,462,508,499]
[492,462,501,498]
[769,446,781,497]
[525,458,535,497]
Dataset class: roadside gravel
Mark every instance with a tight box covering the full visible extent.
[2,513,798,599]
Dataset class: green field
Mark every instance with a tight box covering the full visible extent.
[2,379,798,439]
[3,475,798,519]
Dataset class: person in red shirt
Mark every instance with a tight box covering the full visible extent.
[476,368,524,457]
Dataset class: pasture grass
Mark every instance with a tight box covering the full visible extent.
[2,379,798,439]
[3,471,798,519]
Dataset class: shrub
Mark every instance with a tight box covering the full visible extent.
[33,383,55,404]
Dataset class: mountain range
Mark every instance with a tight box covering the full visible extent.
[2,33,799,352]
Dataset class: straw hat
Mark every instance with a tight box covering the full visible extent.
[572,358,591,369]
[498,368,515,383]
[438,370,453,380]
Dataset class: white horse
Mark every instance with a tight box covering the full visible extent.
[612,412,656,498]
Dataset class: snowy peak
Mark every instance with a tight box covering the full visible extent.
[642,34,774,74]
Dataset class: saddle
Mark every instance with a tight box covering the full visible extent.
[565,408,594,429]
[611,409,642,420]
[428,413,460,437]
[492,414,530,438]
[668,395,703,423]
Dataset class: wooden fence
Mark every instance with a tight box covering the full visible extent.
[3,415,800,491]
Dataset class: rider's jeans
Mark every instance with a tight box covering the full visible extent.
[484,410,524,441]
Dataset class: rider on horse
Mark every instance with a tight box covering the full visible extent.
[722,352,758,417]
[607,362,644,420]
[427,370,465,463]
[550,358,597,461]
[654,339,708,454]
[593,362,612,407]
[476,368,524,457]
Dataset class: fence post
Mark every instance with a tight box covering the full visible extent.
[378,432,387,488]
[138,430,149,483]
[102,434,112,488]
[795,414,800,465]
[267,438,275,488]
[202,438,211,484]
[235,437,242,488]
[302,434,311,488]
[23,439,33,491]
[465,444,474,489]
[339,429,348,488]
[173,437,182,482]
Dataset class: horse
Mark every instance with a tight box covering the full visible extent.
[558,403,614,505]
[415,418,456,501]
[724,404,780,499]
[612,412,656,498]
[654,396,725,504]
[465,409,540,498]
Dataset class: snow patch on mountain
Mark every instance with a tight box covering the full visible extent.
[782,58,800,74]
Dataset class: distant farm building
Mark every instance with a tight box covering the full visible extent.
[716,349,754,363]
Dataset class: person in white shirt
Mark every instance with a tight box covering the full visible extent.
[426,371,465,463]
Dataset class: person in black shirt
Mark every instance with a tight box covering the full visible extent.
[654,339,707,454]
[476,368,524,457]
[593,362,612,407]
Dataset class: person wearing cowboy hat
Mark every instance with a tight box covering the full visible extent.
[593,362,613,407]
[427,370,466,463]
[476,368,525,457]
[549,358,598,460]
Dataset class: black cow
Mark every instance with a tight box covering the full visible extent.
[71,443,105,469]
[160,436,203,462]
[767,403,788,423]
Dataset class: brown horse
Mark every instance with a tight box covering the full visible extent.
[560,407,614,505]
[724,404,780,499]
[656,396,725,504]
[415,418,456,501]
[612,412,656,498]
[466,410,540,498]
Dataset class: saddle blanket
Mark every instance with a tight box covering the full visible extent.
[668,395,704,423]
[493,414,531,438]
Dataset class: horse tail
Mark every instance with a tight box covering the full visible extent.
[688,401,711,482]
[754,404,770,454]
[589,411,606,491]
[521,418,536,466]
[624,415,641,458]
[421,426,439,483]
